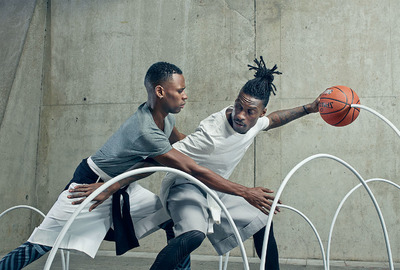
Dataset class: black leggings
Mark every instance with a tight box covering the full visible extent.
[253,223,280,270]
[150,230,206,270]
[0,242,51,270]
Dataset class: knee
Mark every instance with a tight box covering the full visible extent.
[190,230,206,242]
[183,230,205,249]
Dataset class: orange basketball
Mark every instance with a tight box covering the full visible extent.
[319,85,360,127]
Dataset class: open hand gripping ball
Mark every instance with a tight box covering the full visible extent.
[319,85,360,127]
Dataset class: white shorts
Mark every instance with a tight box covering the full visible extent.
[165,182,268,255]
[28,182,170,258]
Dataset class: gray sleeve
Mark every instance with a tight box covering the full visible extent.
[133,132,172,159]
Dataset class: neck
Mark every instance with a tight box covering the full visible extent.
[146,99,168,130]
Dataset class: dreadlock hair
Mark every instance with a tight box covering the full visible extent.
[144,62,183,90]
[242,56,282,107]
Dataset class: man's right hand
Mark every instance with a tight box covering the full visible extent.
[242,187,281,215]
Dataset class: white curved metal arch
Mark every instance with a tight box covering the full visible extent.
[221,204,327,270]
[0,205,70,270]
[351,104,400,138]
[327,178,400,270]
[44,167,250,270]
[0,205,45,218]
[278,204,327,270]
[219,251,230,270]
[259,154,393,270]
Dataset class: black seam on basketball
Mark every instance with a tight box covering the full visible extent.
[351,108,356,121]
[333,108,351,126]
[350,88,354,104]
[320,97,349,105]
[351,100,361,112]
[332,86,349,104]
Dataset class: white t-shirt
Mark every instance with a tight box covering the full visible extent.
[161,105,269,224]
[175,105,268,179]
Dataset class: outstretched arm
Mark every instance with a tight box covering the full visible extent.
[153,148,278,215]
[265,96,320,131]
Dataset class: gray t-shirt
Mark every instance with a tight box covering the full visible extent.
[91,102,175,177]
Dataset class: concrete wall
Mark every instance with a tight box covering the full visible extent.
[0,0,47,250]
[0,0,398,265]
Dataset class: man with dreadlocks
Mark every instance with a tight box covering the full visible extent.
[149,56,320,270]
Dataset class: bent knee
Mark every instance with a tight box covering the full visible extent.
[184,230,205,247]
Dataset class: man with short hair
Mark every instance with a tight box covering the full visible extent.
[0,61,276,270]
[150,56,320,270]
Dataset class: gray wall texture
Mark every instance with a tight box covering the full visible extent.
[0,0,399,265]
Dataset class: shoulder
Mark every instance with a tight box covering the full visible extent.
[171,109,229,155]
[197,107,227,132]
[121,103,162,137]
[257,116,270,131]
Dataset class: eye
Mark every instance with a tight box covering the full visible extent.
[248,109,256,115]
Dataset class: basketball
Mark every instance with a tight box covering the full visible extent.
[319,85,360,127]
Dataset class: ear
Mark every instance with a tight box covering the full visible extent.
[259,107,267,117]
[155,85,164,99]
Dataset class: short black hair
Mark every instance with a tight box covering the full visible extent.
[242,56,281,107]
[144,62,183,89]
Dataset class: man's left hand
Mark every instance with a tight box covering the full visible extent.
[68,183,115,212]
[308,96,320,113]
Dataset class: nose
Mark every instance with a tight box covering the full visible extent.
[182,90,188,100]
[236,109,245,119]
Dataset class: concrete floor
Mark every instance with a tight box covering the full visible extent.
[19,250,398,270]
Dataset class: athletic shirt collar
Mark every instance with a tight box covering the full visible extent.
[142,102,166,132]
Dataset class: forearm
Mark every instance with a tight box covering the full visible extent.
[154,149,246,196]
[189,165,278,216]
[267,105,308,129]
[267,100,319,130]
[108,172,153,191]
[191,166,247,196]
